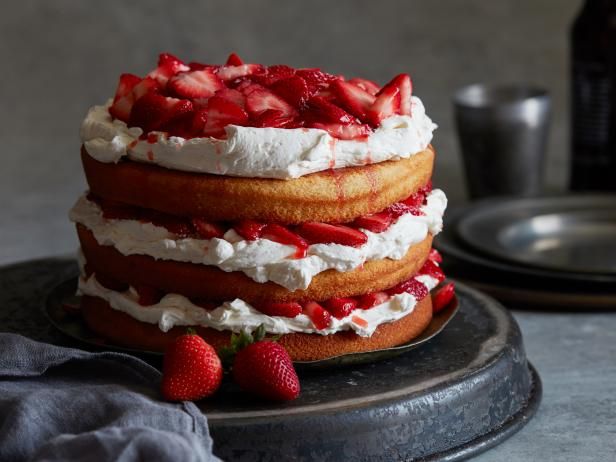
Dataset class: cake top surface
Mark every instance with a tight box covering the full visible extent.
[81,53,436,179]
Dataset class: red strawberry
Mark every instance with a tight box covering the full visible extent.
[348,78,380,96]
[131,77,161,100]
[271,76,314,107]
[215,88,246,108]
[261,224,308,258]
[202,96,249,137]
[129,93,193,133]
[366,81,401,127]
[386,278,428,300]
[387,202,423,219]
[357,291,389,309]
[351,211,393,233]
[429,248,443,263]
[305,96,356,125]
[324,297,358,319]
[233,340,300,401]
[148,52,190,85]
[234,220,266,240]
[296,222,368,247]
[243,84,298,118]
[252,64,296,86]
[295,68,339,91]
[420,259,446,283]
[432,283,455,313]
[303,301,332,330]
[148,212,193,237]
[161,331,223,401]
[134,284,163,306]
[252,109,298,128]
[216,64,264,82]
[113,73,142,102]
[225,52,244,66]
[109,96,135,122]
[402,190,427,208]
[167,69,224,99]
[256,301,302,318]
[95,272,129,292]
[310,122,371,140]
[191,218,226,239]
[390,73,413,116]
[330,80,376,121]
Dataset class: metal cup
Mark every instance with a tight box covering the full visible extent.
[453,84,551,199]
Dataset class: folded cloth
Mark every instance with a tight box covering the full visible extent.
[0,333,221,462]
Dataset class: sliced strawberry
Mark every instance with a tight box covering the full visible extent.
[216,64,264,82]
[256,301,302,318]
[202,96,249,137]
[420,259,446,283]
[429,248,443,264]
[129,93,194,133]
[215,88,246,108]
[147,212,193,237]
[96,272,129,292]
[234,220,266,240]
[357,291,389,309]
[109,96,134,122]
[432,283,455,313]
[190,108,208,135]
[305,96,356,125]
[148,53,190,85]
[330,80,376,121]
[387,202,423,219]
[324,297,358,319]
[389,73,413,116]
[365,82,401,127]
[295,68,339,91]
[402,190,427,208]
[351,211,393,233]
[134,284,163,306]
[348,78,380,96]
[296,222,368,247]
[252,64,296,86]
[113,73,142,102]
[387,278,429,300]
[252,109,298,128]
[271,76,314,108]
[167,69,224,99]
[310,122,371,140]
[303,301,332,330]
[131,77,161,100]
[261,224,308,258]
[225,52,244,66]
[191,218,226,239]
[243,84,298,118]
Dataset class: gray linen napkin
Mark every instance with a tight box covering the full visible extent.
[0,333,221,462]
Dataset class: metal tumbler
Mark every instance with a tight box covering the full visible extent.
[453,84,551,199]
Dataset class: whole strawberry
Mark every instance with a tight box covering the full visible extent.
[161,330,223,401]
[233,340,300,401]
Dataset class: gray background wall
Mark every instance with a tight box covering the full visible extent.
[0,0,580,264]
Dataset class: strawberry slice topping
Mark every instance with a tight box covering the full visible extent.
[147,212,193,237]
[252,64,296,86]
[357,291,390,309]
[330,80,376,120]
[310,122,371,140]
[420,259,446,283]
[244,84,298,118]
[129,93,193,133]
[261,224,308,258]
[303,301,332,330]
[167,69,224,99]
[296,222,368,247]
[429,248,443,263]
[113,73,142,102]
[271,76,314,108]
[432,283,455,313]
[324,297,358,319]
[366,81,401,127]
[131,77,161,100]
[191,218,225,239]
[234,220,266,240]
[256,301,303,318]
[202,95,249,137]
[386,278,429,300]
[252,110,298,128]
[305,96,356,125]
[148,53,190,85]
[225,52,244,66]
[295,68,339,91]
[391,73,413,116]
[351,211,393,233]
[216,64,264,82]
[348,78,380,96]
[214,88,246,108]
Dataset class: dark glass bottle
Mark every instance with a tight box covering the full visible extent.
[570,0,616,190]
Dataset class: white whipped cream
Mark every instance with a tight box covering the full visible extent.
[77,271,439,337]
[80,97,437,179]
[70,190,447,291]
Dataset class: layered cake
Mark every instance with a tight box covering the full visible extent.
[70,53,448,361]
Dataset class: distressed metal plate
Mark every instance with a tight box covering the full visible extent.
[44,277,459,368]
[456,195,616,274]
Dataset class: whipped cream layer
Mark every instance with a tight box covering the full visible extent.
[78,270,439,337]
[70,190,447,291]
[80,97,437,179]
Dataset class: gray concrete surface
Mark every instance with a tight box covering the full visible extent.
[4,1,615,461]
